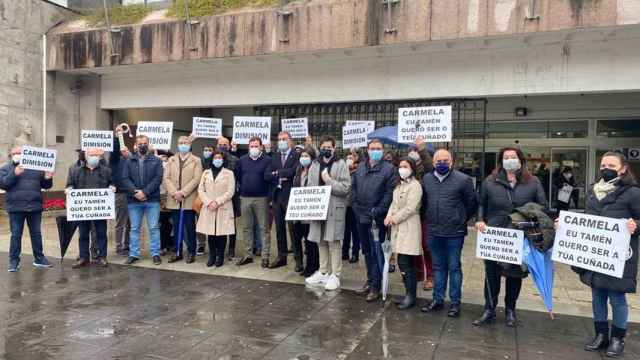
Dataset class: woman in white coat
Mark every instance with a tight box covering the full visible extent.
[196,151,236,267]
[385,158,423,309]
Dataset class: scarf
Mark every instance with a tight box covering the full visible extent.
[593,178,618,201]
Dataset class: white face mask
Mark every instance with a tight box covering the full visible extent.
[249,147,261,159]
[398,167,412,180]
[11,155,21,164]
[278,140,288,152]
[564,173,572,179]
[503,158,521,172]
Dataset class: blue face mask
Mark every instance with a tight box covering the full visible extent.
[212,159,224,168]
[368,149,383,162]
[299,157,311,167]
[203,151,212,159]
[178,144,190,154]
[87,156,100,167]
[435,162,450,175]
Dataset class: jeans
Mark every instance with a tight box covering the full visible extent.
[128,202,161,258]
[114,192,130,251]
[342,207,360,258]
[240,197,270,259]
[428,235,464,305]
[358,222,386,292]
[171,209,196,256]
[79,220,107,260]
[9,211,45,261]
[592,287,628,330]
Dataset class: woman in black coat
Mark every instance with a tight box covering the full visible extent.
[571,151,639,357]
[473,147,546,328]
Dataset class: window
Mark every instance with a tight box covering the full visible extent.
[597,119,640,138]
[486,120,588,139]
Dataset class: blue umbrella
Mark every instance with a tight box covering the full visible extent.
[175,201,185,257]
[523,237,555,319]
[367,126,434,152]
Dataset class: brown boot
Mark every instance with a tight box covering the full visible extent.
[423,278,434,291]
[366,290,381,302]
[95,257,108,267]
[72,258,90,269]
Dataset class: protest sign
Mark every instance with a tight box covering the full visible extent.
[281,118,309,139]
[342,123,374,149]
[285,186,332,221]
[476,227,524,265]
[192,117,222,139]
[81,130,113,152]
[66,188,116,221]
[20,145,57,172]
[345,120,375,133]
[232,116,271,145]
[397,106,452,143]
[552,211,631,278]
[136,121,173,150]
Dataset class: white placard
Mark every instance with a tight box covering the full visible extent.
[345,120,375,133]
[476,227,524,265]
[281,118,309,139]
[552,211,631,278]
[20,146,57,172]
[136,121,173,150]
[232,116,271,145]
[285,186,332,221]
[397,106,452,143]
[66,188,116,221]
[342,124,374,149]
[81,130,114,152]
[628,148,640,160]
[192,117,222,139]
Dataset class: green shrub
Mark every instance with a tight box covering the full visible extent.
[79,4,152,27]
[167,0,281,19]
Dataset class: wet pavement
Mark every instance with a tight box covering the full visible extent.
[0,255,639,360]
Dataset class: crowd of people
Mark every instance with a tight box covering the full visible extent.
[0,127,638,358]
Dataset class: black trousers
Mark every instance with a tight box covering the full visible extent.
[159,211,173,251]
[397,254,417,296]
[273,199,289,258]
[291,222,308,264]
[483,260,522,311]
[342,207,360,258]
[207,235,227,261]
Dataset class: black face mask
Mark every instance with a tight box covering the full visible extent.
[319,149,332,159]
[600,168,619,182]
[138,144,149,155]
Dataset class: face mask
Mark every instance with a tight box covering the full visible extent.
[320,149,332,159]
[249,147,261,158]
[368,149,383,162]
[212,159,224,168]
[563,173,572,179]
[346,159,354,168]
[278,141,289,152]
[299,157,311,167]
[218,145,229,153]
[600,168,619,182]
[435,162,450,175]
[502,158,521,172]
[138,144,149,155]
[399,168,412,179]
[408,152,420,162]
[11,155,21,164]
[203,151,212,159]
[87,156,100,167]
[178,144,190,154]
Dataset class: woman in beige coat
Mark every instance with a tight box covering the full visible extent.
[385,158,423,310]
[196,151,235,267]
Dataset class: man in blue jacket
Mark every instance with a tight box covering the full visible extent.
[120,135,164,265]
[235,137,272,268]
[0,145,55,272]
[352,138,398,302]
[420,148,478,317]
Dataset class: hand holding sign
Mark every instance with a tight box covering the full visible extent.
[14,165,24,176]
[475,221,487,233]
[44,172,54,180]
[627,218,637,233]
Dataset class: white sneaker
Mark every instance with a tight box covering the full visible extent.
[305,271,329,286]
[324,274,340,291]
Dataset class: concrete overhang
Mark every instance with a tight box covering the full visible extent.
[46,0,640,74]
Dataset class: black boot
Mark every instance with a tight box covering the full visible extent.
[206,236,215,267]
[294,257,304,273]
[397,271,416,310]
[585,321,609,352]
[472,309,496,326]
[227,235,236,259]
[605,325,625,357]
[505,309,517,327]
[215,237,226,267]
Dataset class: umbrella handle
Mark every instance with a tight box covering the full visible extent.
[549,311,555,320]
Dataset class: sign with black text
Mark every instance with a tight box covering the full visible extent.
[81,130,114,152]
[136,121,173,150]
[285,186,332,221]
[552,211,631,278]
[342,122,374,149]
[192,117,222,139]
[397,106,452,143]
[281,118,308,139]
[20,146,57,172]
[66,188,115,221]
[232,116,271,145]
[476,227,524,265]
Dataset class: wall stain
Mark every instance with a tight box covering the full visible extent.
[72,32,87,68]
[140,25,153,63]
[228,16,237,56]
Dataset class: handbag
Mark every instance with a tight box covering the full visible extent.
[557,184,573,203]
[192,173,206,214]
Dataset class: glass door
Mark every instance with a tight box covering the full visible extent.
[550,148,588,210]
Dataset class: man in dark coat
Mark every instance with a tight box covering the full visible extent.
[352,138,398,302]
[265,131,299,269]
[420,148,478,317]
[0,145,54,272]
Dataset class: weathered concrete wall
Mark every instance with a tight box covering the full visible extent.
[47,0,640,71]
